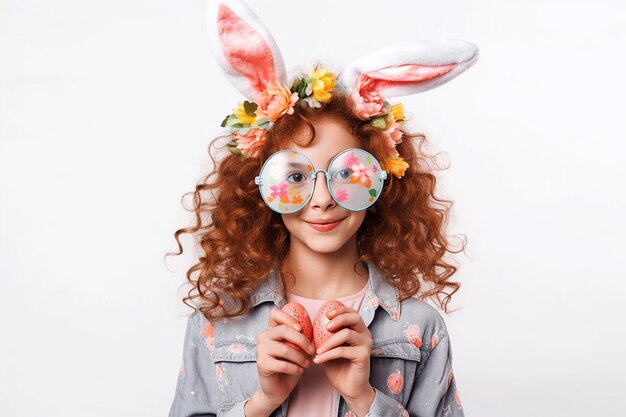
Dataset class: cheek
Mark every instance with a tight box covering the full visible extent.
[349,211,367,231]
[280,213,299,234]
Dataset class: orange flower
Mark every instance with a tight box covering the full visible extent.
[257,81,299,122]
[381,119,403,156]
[234,128,268,157]
[381,156,409,179]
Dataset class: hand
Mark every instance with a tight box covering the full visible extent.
[255,307,317,408]
[312,305,374,402]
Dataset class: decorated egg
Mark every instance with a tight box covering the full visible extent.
[313,300,345,349]
[281,302,313,353]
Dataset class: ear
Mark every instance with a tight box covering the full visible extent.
[206,0,287,102]
[340,40,479,97]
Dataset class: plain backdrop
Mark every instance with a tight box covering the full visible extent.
[1,0,625,416]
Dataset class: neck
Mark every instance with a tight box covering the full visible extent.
[280,234,368,300]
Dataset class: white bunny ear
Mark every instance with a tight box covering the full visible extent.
[206,0,287,102]
[340,40,479,98]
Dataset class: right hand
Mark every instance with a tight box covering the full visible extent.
[255,307,317,408]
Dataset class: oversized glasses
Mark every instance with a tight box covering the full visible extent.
[254,148,388,214]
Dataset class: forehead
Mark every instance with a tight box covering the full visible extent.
[283,116,362,167]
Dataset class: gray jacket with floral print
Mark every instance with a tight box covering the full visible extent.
[168,260,465,417]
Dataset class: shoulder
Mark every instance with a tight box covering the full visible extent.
[397,296,450,350]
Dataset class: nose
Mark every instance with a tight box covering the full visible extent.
[309,171,335,210]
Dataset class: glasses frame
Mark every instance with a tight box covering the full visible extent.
[254,148,388,214]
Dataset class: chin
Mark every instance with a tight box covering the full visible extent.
[283,215,364,255]
[298,235,353,254]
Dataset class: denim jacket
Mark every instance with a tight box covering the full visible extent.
[168,260,465,417]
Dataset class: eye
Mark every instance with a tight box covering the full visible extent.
[286,172,309,184]
[333,168,352,183]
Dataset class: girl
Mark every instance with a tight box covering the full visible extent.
[168,1,479,417]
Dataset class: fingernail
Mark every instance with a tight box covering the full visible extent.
[293,323,301,331]
[328,310,336,317]
[326,322,333,329]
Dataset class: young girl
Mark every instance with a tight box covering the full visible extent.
[168,1,478,417]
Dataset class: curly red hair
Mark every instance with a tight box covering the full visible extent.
[166,92,466,321]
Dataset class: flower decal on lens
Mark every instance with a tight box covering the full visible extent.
[334,188,349,202]
[269,182,289,203]
[291,194,303,205]
[351,163,373,188]
[342,152,360,167]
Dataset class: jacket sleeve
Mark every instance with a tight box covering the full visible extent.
[364,331,464,417]
[168,312,219,417]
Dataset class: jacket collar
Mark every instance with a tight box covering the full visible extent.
[250,260,401,321]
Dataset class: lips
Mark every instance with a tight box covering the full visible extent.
[305,217,346,225]
[305,217,346,232]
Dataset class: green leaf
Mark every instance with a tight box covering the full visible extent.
[296,79,309,98]
[226,142,242,156]
[256,119,271,129]
[369,189,377,197]
[370,116,387,129]
[291,78,302,93]
[243,101,258,117]
[366,156,372,164]
[221,115,230,127]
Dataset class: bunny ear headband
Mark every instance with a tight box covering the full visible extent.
[206,0,479,178]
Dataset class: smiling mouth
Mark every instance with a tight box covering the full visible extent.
[305,217,346,232]
[306,218,347,225]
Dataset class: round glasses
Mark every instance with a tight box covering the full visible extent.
[254,148,388,214]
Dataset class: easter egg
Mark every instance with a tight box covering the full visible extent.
[281,302,313,353]
[313,300,345,349]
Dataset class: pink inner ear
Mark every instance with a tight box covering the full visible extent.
[365,63,457,92]
[217,4,276,94]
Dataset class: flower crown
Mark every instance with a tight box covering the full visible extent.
[207,0,479,181]
[220,66,410,179]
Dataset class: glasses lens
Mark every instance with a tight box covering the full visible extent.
[257,151,314,214]
[328,149,385,210]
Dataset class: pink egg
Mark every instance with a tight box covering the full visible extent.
[313,300,344,349]
[281,302,313,353]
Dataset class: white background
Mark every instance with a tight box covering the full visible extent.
[1,0,625,416]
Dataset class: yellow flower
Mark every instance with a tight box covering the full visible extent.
[389,103,404,123]
[234,102,257,125]
[381,156,409,179]
[309,67,335,103]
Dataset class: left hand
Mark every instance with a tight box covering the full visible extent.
[312,305,374,401]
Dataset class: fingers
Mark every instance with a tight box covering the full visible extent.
[313,345,371,365]
[265,323,316,356]
[268,307,302,330]
[313,323,371,365]
[260,349,306,376]
[257,337,311,376]
[315,327,361,354]
[267,340,311,368]
[325,308,366,333]
[267,308,316,355]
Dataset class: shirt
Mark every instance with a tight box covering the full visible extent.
[168,260,465,417]
[284,282,369,417]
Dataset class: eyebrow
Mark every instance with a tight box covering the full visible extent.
[286,157,334,170]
